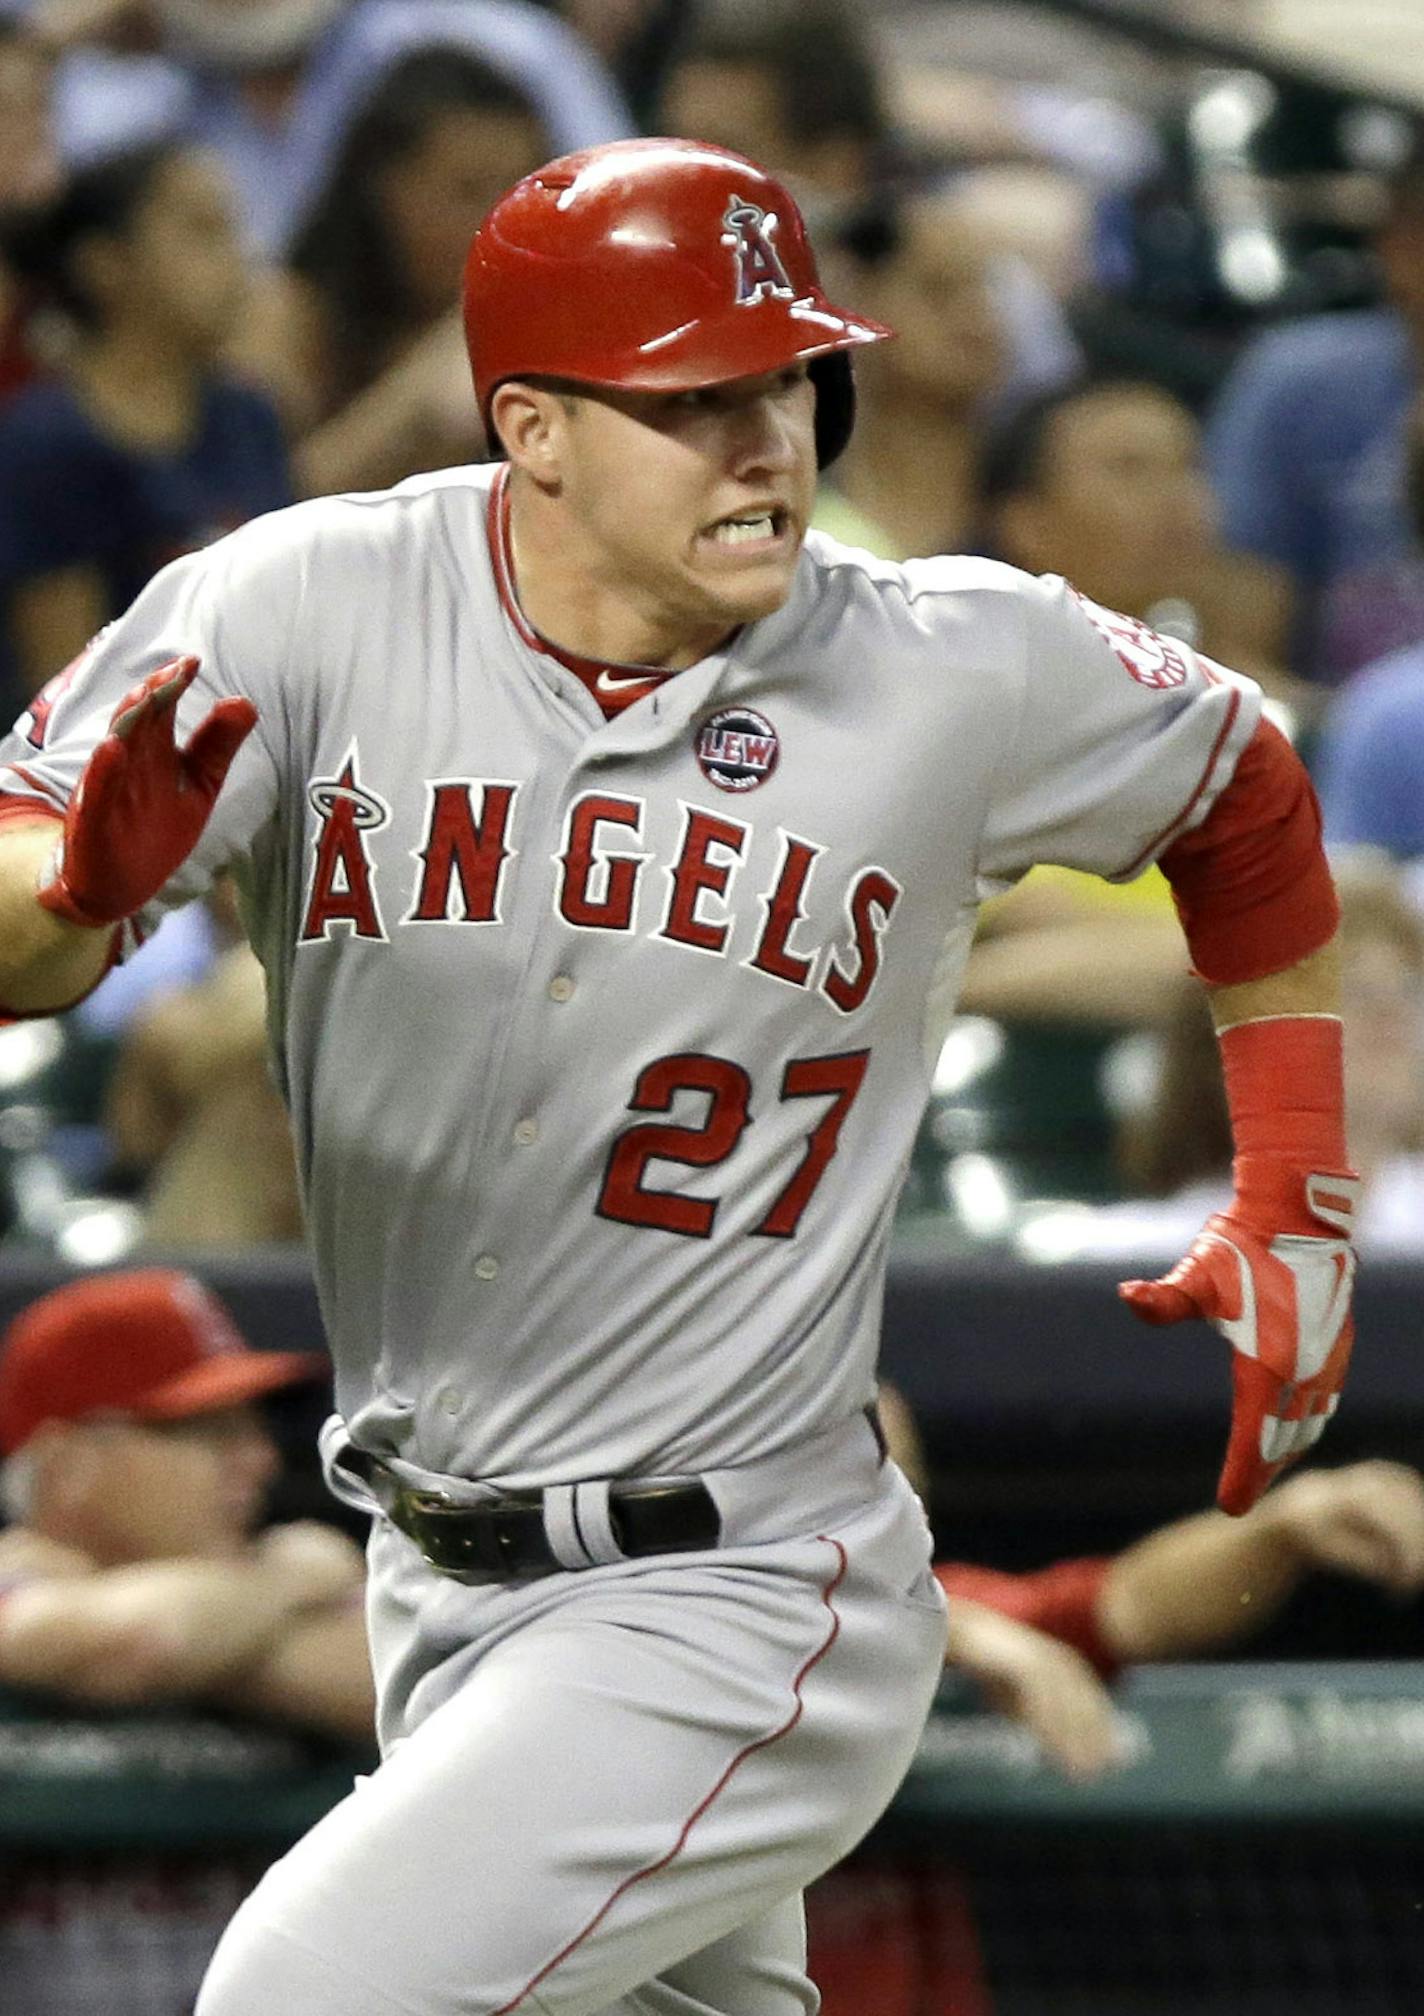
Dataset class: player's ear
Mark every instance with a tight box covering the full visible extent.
[491,381,571,490]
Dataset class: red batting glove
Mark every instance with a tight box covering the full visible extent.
[1118,1014,1358,1516]
[36,656,257,929]
[1120,1165,1358,1514]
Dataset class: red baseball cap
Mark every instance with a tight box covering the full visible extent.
[0,1270,327,1456]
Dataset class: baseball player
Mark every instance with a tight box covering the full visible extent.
[0,140,1357,2016]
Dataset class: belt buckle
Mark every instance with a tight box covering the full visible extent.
[395,1488,485,1580]
[396,1486,549,1582]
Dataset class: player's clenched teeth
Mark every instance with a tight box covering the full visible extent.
[705,509,789,547]
[712,516,774,544]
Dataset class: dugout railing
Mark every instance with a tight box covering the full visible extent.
[3,1664,1424,2014]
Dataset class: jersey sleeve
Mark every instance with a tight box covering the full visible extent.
[975,573,1262,895]
[0,516,296,945]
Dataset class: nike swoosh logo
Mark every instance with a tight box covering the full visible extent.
[595,670,659,693]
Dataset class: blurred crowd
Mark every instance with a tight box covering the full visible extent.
[0,12,1422,2005]
[0,0,1420,1261]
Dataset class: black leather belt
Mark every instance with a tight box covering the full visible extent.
[351,1402,885,1582]
[387,1476,722,1579]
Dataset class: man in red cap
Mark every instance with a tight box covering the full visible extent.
[0,1269,374,1740]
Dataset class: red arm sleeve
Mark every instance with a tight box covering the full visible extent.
[934,1557,1121,1679]
[1157,716,1338,986]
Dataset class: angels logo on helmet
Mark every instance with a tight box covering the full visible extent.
[722,198,795,306]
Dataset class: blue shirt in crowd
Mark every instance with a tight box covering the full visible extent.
[0,373,291,717]
[1317,643,1424,860]
[0,373,291,618]
[1206,308,1424,682]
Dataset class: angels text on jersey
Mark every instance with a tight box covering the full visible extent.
[297,753,901,1019]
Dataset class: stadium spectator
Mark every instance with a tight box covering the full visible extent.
[232,45,549,496]
[1206,137,1424,686]
[9,1279,1412,1785]
[0,15,64,405]
[0,1269,373,1742]
[980,376,1296,706]
[1320,671,1424,865]
[1316,392,1424,860]
[29,0,629,259]
[816,187,1015,559]
[73,887,228,1044]
[4,1279,1414,2015]
[0,140,291,700]
[11,1281,1413,1784]
[881,1388,1424,1778]
[937,1461,1424,1775]
[954,866,1189,1029]
[553,0,694,133]
[104,914,303,1250]
[0,16,60,217]
[655,0,896,218]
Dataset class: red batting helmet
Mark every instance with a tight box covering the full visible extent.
[463,137,892,470]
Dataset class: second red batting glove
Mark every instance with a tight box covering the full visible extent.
[1120,1163,1358,1515]
[36,656,258,929]
[1118,1016,1359,1516]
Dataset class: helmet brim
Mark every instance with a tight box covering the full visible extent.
[485,298,891,468]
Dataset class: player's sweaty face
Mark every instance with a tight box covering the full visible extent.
[559,365,818,647]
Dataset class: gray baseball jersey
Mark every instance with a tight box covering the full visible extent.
[3,462,1261,2016]
[1,461,1257,1489]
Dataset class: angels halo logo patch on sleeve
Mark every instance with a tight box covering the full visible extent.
[1074,591,1192,689]
[695,707,780,792]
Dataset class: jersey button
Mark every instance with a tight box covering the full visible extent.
[474,1255,500,1281]
[513,1118,539,1146]
[548,975,575,1002]
[439,1387,461,1416]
